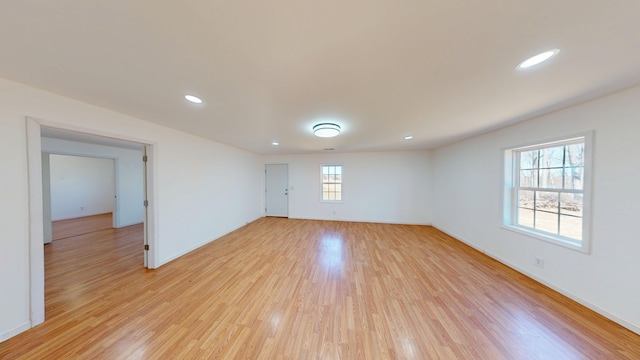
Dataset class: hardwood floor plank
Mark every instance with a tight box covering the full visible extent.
[1,218,639,359]
[51,213,114,240]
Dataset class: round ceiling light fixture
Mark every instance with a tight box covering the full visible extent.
[313,123,341,138]
[517,49,559,70]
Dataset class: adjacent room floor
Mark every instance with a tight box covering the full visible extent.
[1,217,639,359]
[52,213,113,240]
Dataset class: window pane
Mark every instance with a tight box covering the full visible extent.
[560,215,582,240]
[323,184,329,192]
[539,168,563,189]
[560,193,583,217]
[328,174,335,183]
[335,174,342,183]
[535,210,559,235]
[566,143,584,167]
[535,192,559,234]
[564,166,583,190]
[336,166,342,175]
[518,190,534,209]
[322,166,329,175]
[519,170,537,187]
[519,150,539,170]
[535,192,559,213]
[323,191,329,200]
[518,208,534,228]
[329,166,335,175]
[540,146,564,168]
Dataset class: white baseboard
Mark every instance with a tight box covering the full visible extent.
[115,220,143,228]
[1,321,31,343]
[431,225,640,336]
[287,216,431,226]
[484,250,640,335]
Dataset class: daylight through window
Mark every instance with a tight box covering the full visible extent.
[322,165,342,201]
[504,134,592,250]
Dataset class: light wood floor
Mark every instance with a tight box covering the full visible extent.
[1,218,639,359]
[52,213,113,240]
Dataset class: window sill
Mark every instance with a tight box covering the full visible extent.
[500,225,589,254]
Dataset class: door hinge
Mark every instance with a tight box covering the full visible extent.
[144,244,149,251]
[144,200,149,207]
[143,155,148,162]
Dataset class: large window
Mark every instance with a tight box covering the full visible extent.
[321,165,342,201]
[503,133,592,252]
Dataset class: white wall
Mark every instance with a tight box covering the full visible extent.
[265,151,433,225]
[42,138,144,227]
[432,85,640,334]
[49,154,115,221]
[0,77,264,341]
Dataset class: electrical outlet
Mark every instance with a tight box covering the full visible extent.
[534,257,544,269]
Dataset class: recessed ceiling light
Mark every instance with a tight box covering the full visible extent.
[517,49,559,70]
[272,142,279,146]
[313,123,341,138]
[185,95,203,104]
[403,135,414,140]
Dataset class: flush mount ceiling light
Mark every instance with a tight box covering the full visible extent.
[313,123,341,138]
[272,142,279,146]
[184,94,203,104]
[517,49,560,70]
[403,135,414,140]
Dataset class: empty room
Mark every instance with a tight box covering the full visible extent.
[1,1,640,359]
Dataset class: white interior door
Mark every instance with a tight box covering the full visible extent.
[265,164,288,217]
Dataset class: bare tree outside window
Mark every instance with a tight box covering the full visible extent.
[514,140,585,241]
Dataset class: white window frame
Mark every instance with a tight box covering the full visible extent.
[320,164,343,203]
[501,131,593,253]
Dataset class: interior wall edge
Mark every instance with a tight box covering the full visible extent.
[156,215,264,268]
[430,225,486,255]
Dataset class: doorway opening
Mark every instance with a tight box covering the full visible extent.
[26,118,155,329]
[46,154,116,241]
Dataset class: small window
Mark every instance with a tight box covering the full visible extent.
[503,133,592,252]
[321,165,342,202]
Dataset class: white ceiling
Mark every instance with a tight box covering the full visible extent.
[2,1,640,154]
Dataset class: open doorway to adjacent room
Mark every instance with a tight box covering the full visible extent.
[45,154,116,241]
[26,118,156,329]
